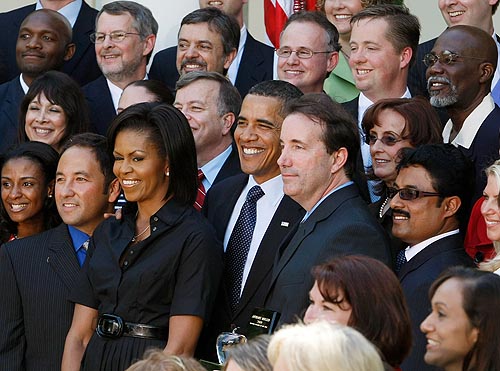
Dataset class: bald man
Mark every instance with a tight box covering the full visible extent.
[426,25,500,202]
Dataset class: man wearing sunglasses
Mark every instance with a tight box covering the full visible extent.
[82,1,157,135]
[426,25,500,203]
[390,144,475,371]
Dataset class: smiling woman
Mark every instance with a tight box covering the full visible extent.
[0,141,61,243]
[18,70,90,152]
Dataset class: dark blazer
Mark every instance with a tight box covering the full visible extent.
[265,183,391,325]
[212,145,242,186]
[149,32,274,97]
[0,77,25,153]
[203,174,304,335]
[457,105,500,204]
[0,2,101,86]
[399,233,474,371]
[82,75,116,135]
[0,224,82,371]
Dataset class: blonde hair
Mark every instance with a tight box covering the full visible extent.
[125,350,206,371]
[223,335,272,371]
[480,159,500,272]
[268,321,384,371]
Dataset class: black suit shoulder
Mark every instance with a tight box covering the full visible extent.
[82,75,116,135]
[213,146,242,186]
[149,46,178,94]
[408,37,436,99]
[0,77,25,153]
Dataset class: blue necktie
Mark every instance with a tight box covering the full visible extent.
[76,240,89,267]
[395,249,407,274]
[225,185,265,313]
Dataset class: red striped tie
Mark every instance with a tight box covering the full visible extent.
[194,169,206,211]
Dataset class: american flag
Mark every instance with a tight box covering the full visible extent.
[264,0,317,48]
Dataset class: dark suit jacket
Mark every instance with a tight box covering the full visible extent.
[211,145,242,187]
[0,224,82,371]
[149,32,274,97]
[82,75,116,135]
[399,233,474,371]
[0,2,101,86]
[203,174,304,335]
[457,105,500,203]
[265,183,391,325]
[0,77,25,153]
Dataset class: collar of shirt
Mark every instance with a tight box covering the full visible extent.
[404,229,460,261]
[443,94,495,148]
[357,88,411,126]
[108,74,147,112]
[301,181,354,222]
[67,224,90,253]
[491,30,500,89]
[227,25,247,85]
[36,0,82,28]
[19,74,29,94]
[200,144,232,191]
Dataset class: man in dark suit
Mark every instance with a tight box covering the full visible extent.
[426,25,500,203]
[0,0,101,86]
[344,5,420,202]
[408,0,500,100]
[150,2,273,98]
[390,144,475,371]
[264,93,391,325]
[174,71,242,209]
[0,133,120,371]
[203,81,304,348]
[0,9,75,153]
[82,1,157,135]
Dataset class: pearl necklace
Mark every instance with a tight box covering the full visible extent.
[379,197,390,219]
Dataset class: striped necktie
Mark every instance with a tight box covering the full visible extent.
[194,169,206,211]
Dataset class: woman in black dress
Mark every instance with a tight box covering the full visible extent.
[62,103,222,370]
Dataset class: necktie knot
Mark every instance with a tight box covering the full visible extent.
[246,185,265,204]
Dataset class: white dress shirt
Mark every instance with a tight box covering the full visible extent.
[200,144,232,191]
[36,0,82,27]
[224,175,284,294]
[404,229,460,262]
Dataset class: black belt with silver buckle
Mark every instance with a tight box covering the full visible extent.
[96,314,168,340]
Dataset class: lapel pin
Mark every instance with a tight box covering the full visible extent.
[281,221,289,227]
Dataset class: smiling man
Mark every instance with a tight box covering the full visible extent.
[342,4,420,202]
[277,11,339,94]
[389,143,474,371]
[174,71,242,209]
[82,1,157,135]
[201,81,304,356]
[0,9,74,152]
[426,25,500,202]
[0,133,119,371]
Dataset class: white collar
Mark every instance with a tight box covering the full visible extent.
[405,229,460,261]
[36,0,82,28]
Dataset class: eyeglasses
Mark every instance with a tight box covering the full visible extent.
[90,31,141,44]
[422,50,484,67]
[366,133,407,146]
[275,47,334,59]
[387,187,442,201]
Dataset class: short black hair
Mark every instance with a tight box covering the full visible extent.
[107,103,198,205]
[284,93,359,179]
[60,133,116,191]
[247,80,304,117]
[397,144,474,226]
[124,80,174,105]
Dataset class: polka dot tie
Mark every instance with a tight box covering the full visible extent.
[395,249,407,274]
[224,185,265,313]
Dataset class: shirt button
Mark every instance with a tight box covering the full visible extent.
[153,217,158,222]
[152,226,157,232]
[129,250,134,255]
[123,261,129,266]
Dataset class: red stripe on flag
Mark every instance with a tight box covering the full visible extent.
[264,0,289,48]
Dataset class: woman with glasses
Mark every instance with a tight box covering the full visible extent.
[361,97,442,257]
[420,266,500,371]
[316,0,403,102]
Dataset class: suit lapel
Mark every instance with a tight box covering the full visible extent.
[47,224,81,291]
[64,2,95,72]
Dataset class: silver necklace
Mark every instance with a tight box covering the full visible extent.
[132,222,150,242]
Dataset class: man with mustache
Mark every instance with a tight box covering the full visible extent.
[0,9,75,152]
[82,1,157,135]
[390,144,474,371]
[426,25,500,203]
[150,2,273,98]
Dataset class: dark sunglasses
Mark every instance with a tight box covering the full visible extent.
[387,187,442,201]
[366,133,406,146]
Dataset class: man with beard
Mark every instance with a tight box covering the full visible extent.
[390,144,474,371]
[0,9,75,152]
[82,1,157,135]
[426,25,500,202]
